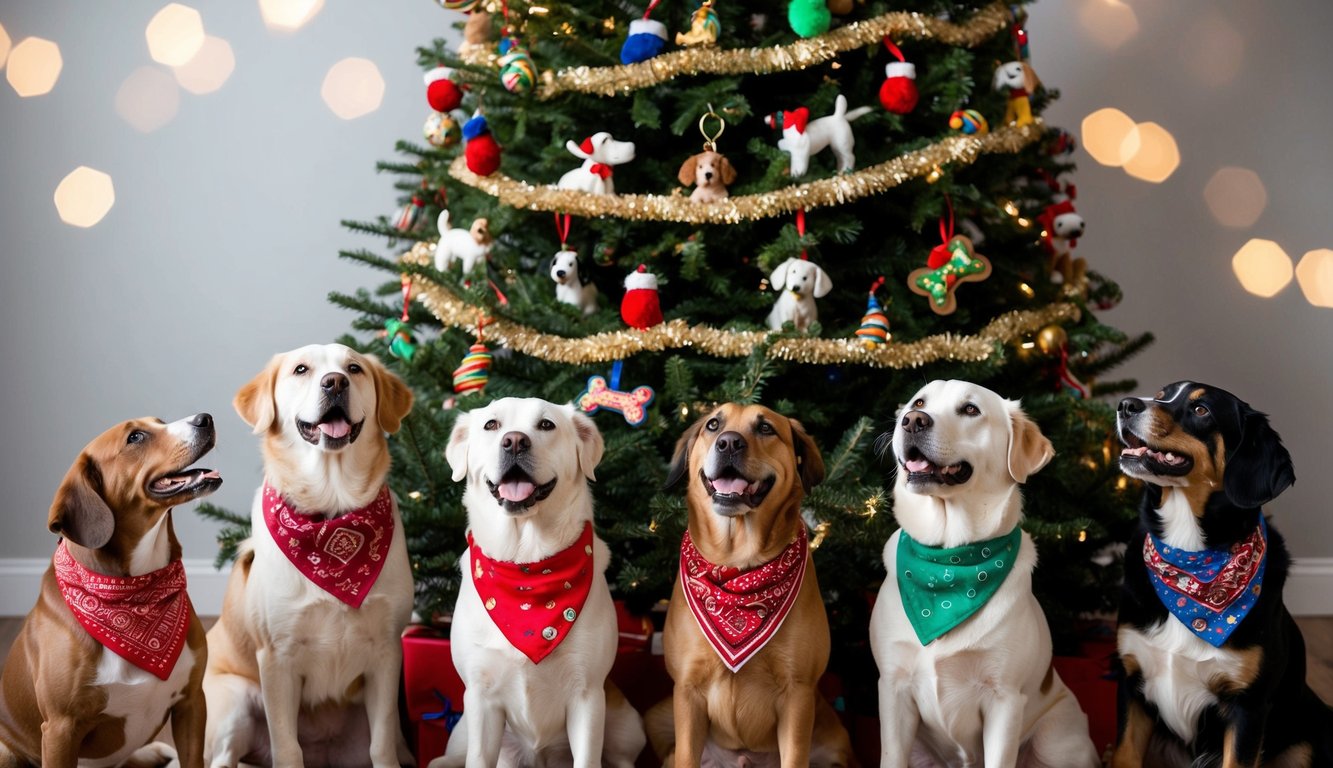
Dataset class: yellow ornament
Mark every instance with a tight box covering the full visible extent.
[1035,324,1067,355]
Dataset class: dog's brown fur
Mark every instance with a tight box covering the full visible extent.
[677,151,737,203]
[647,404,856,768]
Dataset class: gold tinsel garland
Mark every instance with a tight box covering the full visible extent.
[459,2,1012,100]
[402,243,1081,368]
[448,122,1043,224]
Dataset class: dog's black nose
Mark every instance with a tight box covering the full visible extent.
[556,269,567,278]
[704,171,714,181]
[189,413,213,429]
[1118,397,1146,416]
[901,410,933,434]
[502,431,531,456]
[714,431,747,456]
[321,372,349,396]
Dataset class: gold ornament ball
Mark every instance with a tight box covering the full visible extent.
[1036,324,1067,355]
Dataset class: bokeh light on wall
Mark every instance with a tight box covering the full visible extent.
[321,57,384,120]
[1232,239,1293,298]
[259,0,325,31]
[53,167,116,228]
[0,23,11,68]
[146,4,205,67]
[1080,108,1139,167]
[1296,249,1333,308]
[1122,122,1180,183]
[1078,0,1139,50]
[1204,167,1267,229]
[173,35,234,94]
[6,37,62,97]
[115,66,181,133]
[1182,14,1244,88]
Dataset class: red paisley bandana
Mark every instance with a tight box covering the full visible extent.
[262,483,394,609]
[469,522,595,665]
[680,526,808,672]
[53,540,190,680]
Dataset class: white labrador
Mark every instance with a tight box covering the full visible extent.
[870,379,1100,768]
[437,398,645,768]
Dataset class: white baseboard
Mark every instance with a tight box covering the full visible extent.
[0,558,232,617]
[0,558,1330,618]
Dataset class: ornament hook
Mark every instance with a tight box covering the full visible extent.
[698,104,726,152]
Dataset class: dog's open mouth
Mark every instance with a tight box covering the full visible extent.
[901,446,973,486]
[702,467,775,510]
[148,468,223,500]
[486,466,557,513]
[297,406,364,449]
[1119,430,1193,477]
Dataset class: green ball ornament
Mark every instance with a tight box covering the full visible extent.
[788,0,831,38]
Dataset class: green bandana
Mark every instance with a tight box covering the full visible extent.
[896,526,1022,646]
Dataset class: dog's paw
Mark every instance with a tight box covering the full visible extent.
[125,741,179,768]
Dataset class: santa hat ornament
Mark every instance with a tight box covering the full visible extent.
[878,40,918,115]
[620,265,663,330]
[463,115,502,177]
[855,277,891,347]
[621,14,668,64]
[424,66,464,113]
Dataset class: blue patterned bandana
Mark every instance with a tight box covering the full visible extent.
[1143,517,1267,647]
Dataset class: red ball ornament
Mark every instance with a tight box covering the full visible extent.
[620,265,663,330]
[463,115,502,177]
[878,40,918,115]
[424,66,463,112]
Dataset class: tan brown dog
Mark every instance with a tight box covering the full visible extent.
[677,151,737,203]
[646,404,856,768]
[0,415,220,768]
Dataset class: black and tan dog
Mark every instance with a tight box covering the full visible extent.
[1113,381,1332,767]
[645,404,856,768]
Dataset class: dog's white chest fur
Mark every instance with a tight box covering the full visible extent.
[1118,618,1248,744]
[79,644,194,768]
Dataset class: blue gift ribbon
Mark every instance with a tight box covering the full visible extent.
[421,689,463,733]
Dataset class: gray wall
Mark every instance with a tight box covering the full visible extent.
[1,1,1330,568]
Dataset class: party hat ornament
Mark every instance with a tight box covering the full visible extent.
[855,277,891,346]
[453,340,493,395]
[879,40,918,115]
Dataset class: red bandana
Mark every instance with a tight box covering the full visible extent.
[53,540,190,680]
[680,526,808,672]
[589,163,614,179]
[782,108,810,133]
[469,522,595,665]
[262,483,394,609]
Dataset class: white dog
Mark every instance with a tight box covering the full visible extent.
[437,398,646,768]
[550,249,599,316]
[765,94,872,177]
[204,343,417,768]
[766,257,832,332]
[557,132,637,195]
[870,380,1100,768]
[434,209,493,275]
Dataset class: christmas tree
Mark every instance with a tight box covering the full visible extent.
[207,0,1150,711]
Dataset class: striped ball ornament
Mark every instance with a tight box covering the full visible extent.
[856,294,891,346]
[453,342,493,394]
[498,44,536,94]
[436,0,482,11]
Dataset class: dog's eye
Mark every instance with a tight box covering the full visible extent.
[961,403,980,417]
[913,398,925,409]
[1193,405,1210,417]
[347,363,363,374]
[126,430,146,445]
[706,418,721,432]
[294,364,308,375]
[483,419,499,431]
[757,421,775,435]
[538,419,555,431]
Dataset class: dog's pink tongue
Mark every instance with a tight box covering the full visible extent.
[499,480,535,502]
[711,477,749,495]
[905,458,932,473]
[319,419,351,439]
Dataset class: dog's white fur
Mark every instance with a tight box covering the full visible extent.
[550,249,599,316]
[766,258,832,332]
[436,398,646,768]
[434,209,493,275]
[992,61,1038,93]
[557,133,636,196]
[870,380,1100,768]
[766,94,872,177]
[203,344,415,768]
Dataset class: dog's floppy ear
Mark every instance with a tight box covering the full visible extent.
[664,416,706,491]
[1023,63,1041,93]
[48,454,115,550]
[719,155,738,186]
[677,154,698,186]
[570,409,605,482]
[789,418,826,493]
[367,354,414,434]
[234,355,281,435]
[566,139,591,160]
[445,411,472,482]
[1223,408,1295,509]
[770,258,794,290]
[811,263,833,298]
[1007,405,1054,483]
